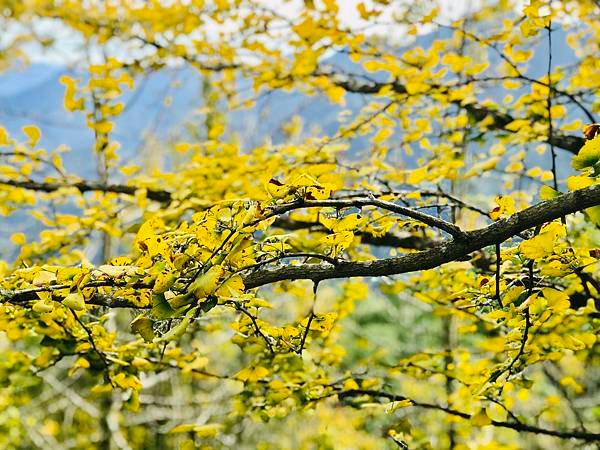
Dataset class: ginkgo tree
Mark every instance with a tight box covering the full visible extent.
[0,0,599,448]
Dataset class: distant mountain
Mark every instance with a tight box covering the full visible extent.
[0,26,581,174]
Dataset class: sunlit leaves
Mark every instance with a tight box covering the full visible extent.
[572,135,600,171]
[235,366,269,382]
[130,315,155,342]
[489,195,516,220]
[0,0,597,448]
[61,292,85,311]
[519,222,566,259]
[21,125,40,147]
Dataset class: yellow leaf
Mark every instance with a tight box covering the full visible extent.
[520,222,565,259]
[373,128,393,144]
[304,312,337,332]
[0,127,9,146]
[246,298,272,308]
[321,213,364,232]
[489,195,516,220]
[540,185,559,200]
[120,165,140,176]
[10,232,26,245]
[343,379,359,390]
[320,231,354,255]
[189,265,225,299]
[485,403,508,422]
[32,300,54,313]
[130,315,155,342]
[236,366,269,382]
[90,384,113,395]
[216,274,244,297]
[566,175,595,191]
[471,409,492,426]
[153,272,177,294]
[22,125,41,147]
[62,292,85,311]
[572,135,600,171]
[502,286,525,306]
[407,166,427,184]
[541,288,570,312]
[113,373,142,390]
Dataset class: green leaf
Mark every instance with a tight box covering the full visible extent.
[585,205,600,225]
[155,307,197,343]
[130,315,155,342]
[151,293,176,320]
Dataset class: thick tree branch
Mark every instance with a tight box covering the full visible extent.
[266,197,466,239]
[4,187,600,307]
[243,185,600,289]
[0,178,172,203]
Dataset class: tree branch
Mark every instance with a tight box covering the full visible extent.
[4,186,600,307]
[0,178,172,203]
[326,72,585,154]
[337,389,600,442]
[243,185,600,289]
[266,197,466,239]
[0,178,436,249]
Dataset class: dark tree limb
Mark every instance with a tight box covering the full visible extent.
[3,186,600,307]
[243,185,600,288]
[0,178,172,203]
[265,196,466,239]
[326,72,585,154]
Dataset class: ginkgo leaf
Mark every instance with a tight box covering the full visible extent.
[471,409,492,426]
[62,292,85,311]
[32,300,54,313]
[152,293,177,319]
[566,175,595,191]
[540,185,560,200]
[130,315,155,342]
[155,307,197,343]
[0,126,9,145]
[22,125,41,147]
[585,205,600,225]
[520,222,565,259]
[572,136,600,171]
[235,366,269,382]
[153,272,177,294]
[303,312,338,332]
[489,195,516,220]
[188,265,225,299]
[113,373,142,391]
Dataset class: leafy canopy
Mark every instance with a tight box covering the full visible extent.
[0,0,599,449]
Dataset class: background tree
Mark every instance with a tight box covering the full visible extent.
[0,0,598,448]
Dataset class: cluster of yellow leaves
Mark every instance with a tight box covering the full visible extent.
[0,0,597,448]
